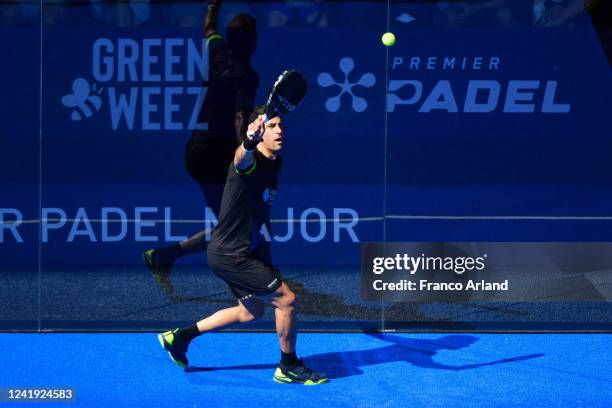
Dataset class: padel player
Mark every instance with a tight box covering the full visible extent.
[158,108,328,385]
[143,0,260,294]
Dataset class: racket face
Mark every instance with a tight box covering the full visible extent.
[265,70,307,119]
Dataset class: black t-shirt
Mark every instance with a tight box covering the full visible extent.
[194,33,260,142]
[208,149,282,257]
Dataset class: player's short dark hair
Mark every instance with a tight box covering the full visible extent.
[249,105,266,123]
[226,14,257,61]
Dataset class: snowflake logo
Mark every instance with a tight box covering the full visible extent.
[317,57,376,113]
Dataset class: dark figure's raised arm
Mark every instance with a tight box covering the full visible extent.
[203,0,221,38]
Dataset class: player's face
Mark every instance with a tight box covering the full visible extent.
[261,117,284,153]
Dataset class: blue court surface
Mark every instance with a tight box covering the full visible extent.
[1,332,610,407]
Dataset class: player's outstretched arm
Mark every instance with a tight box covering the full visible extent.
[234,115,264,171]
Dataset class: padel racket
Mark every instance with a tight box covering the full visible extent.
[261,69,307,122]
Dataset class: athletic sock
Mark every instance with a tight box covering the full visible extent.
[179,324,201,344]
[281,351,299,367]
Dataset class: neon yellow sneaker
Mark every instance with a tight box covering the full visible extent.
[273,359,328,385]
[158,329,188,368]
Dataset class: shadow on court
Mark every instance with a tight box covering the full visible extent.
[185,333,545,379]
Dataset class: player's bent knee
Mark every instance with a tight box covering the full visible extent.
[272,282,297,311]
[286,290,296,307]
[278,291,296,312]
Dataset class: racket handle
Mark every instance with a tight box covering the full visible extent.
[261,113,269,123]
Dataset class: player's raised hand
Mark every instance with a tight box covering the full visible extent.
[246,115,265,142]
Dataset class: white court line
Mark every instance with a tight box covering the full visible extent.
[5,215,612,225]
[386,215,612,220]
[4,218,370,224]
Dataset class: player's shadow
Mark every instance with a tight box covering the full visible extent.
[304,333,544,378]
[185,333,544,378]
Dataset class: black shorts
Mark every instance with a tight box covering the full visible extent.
[207,250,283,300]
[185,134,237,216]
